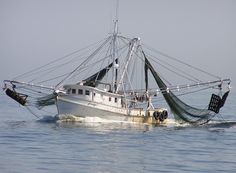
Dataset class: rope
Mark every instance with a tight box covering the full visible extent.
[25,106,40,119]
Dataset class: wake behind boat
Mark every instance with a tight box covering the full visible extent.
[2,6,231,125]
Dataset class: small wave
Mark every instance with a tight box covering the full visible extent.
[204,120,236,128]
[3,120,27,129]
[37,115,59,123]
[38,114,236,130]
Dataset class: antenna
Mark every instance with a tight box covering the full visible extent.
[114,0,119,35]
[116,0,119,21]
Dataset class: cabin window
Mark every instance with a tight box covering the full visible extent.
[115,98,117,103]
[109,97,111,102]
[85,90,90,95]
[72,89,76,94]
[78,89,83,95]
[93,93,96,96]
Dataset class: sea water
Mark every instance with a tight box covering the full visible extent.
[0,91,236,173]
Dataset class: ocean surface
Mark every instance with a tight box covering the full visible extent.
[0,91,236,173]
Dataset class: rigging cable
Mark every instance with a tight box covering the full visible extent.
[142,43,221,79]
[13,37,110,81]
[133,47,172,86]
[147,55,199,83]
[55,36,112,88]
[144,51,202,82]
[28,46,99,83]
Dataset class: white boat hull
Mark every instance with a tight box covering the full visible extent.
[56,95,167,124]
[57,96,128,121]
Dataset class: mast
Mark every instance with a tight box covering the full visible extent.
[116,37,140,93]
[112,0,119,92]
[144,51,148,92]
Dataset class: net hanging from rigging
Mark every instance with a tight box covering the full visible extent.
[142,51,230,125]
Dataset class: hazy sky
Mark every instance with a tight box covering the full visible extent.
[0,0,235,87]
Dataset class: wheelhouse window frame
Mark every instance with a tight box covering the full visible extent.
[72,89,76,94]
[85,90,90,96]
[78,89,83,95]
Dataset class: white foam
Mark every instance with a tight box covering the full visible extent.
[161,118,191,127]
[56,114,186,127]
[56,114,133,124]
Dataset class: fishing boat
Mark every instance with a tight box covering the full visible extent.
[3,11,231,125]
